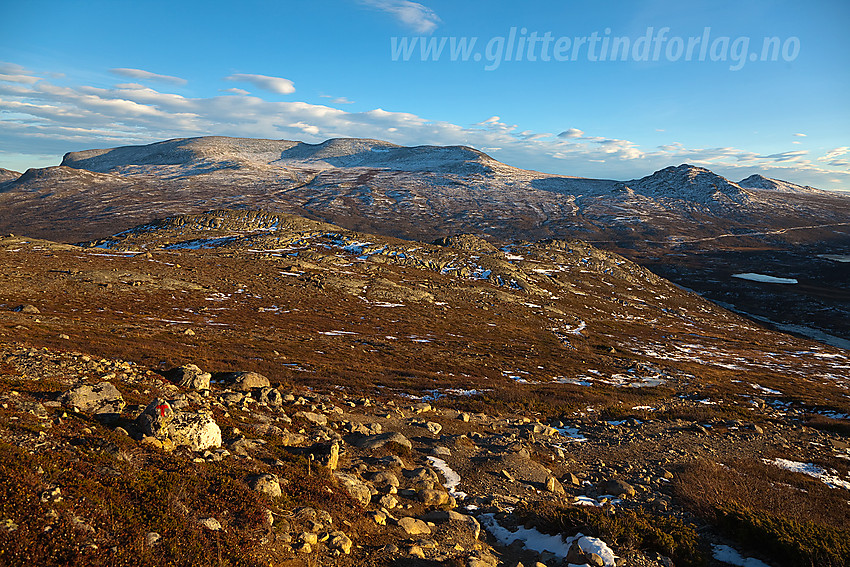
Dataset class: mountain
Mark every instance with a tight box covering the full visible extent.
[1,136,848,343]
[0,168,20,183]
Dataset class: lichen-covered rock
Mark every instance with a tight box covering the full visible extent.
[168,411,221,451]
[355,431,412,451]
[59,381,125,415]
[221,371,270,391]
[173,364,211,391]
[333,472,371,506]
[248,473,282,498]
[257,386,282,406]
[136,398,175,439]
[397,516,431,535]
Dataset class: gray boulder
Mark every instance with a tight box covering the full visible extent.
[136,398,175,439]
[333,472,372,506]
[248,473,282,498]
[221,371,270,391]
[168,411,221,451]
[59,381,125,415]
[173,364,211,391]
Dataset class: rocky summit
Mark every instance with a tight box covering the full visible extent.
[0,207,848,567]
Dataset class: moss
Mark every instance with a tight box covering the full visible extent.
[715,505,850,567]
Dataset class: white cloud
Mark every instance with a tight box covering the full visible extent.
[220,88,250,95]
[361,0,440,33]
[820,147,849,161]
[110,68,187,85]
[557,128,584,139]
[793,132,807,137]
[0,65,847,191]
[225,73,295,95]
[320,94,355,104]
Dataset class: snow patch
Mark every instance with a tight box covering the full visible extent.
[732,273,798,284]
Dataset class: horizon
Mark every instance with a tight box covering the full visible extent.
[1,0,848,191]
[9,133,845,191]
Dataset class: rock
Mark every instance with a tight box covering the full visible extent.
[199,517,222,531]
[379,494,398,509]
[566,536,616,567]
[222,371,271,391]
[425,421,442,435]
[293,541,312,554]
[145,532,161,546]
[59,381,125,415]
[294,411,328,426]
[602,479,635,498]
[371,471,400,488]
[500,469,515,482]
[418,489,450,506]
[257,386,283,406]
[432,446,451,457]
[367,510,387,525]
[545,475,565,494]
[563,472,581,486]
[407,545,426,558]
[173,364,211,391]
[168,411,221,451]
[248,474,282,498]
[300,532,318,546]
[325,441,340,470]
[398,516,431,535]
[13,304,39,314]
[278,429,307,446]
[329,531,353,554]
[355,431,412,451]
[137,398,175,439]
[262,509,274,527]
[334,472,372,506]
[412,402,432,413]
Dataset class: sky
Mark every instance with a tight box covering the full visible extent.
[0,0,848,190]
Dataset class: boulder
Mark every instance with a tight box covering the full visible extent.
[257,386,283,406]
[334,472,372,506]
[173,364,210,391]
[12,304,39,314]
[248,474,282,498]
[168,411,221,451]
[602,479,635,498]
[329,531,353,554]
[59,381,125,415]
[419,488,451,506]
[397,516,431,535]
[355,432,412,451]
[294,411,328,426]
[221,371,271,391]
[137,398,175,439]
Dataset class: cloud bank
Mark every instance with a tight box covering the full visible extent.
[0,63,847,190]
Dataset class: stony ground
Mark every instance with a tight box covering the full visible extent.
[0,212,848,566]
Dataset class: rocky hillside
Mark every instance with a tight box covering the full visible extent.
[0,137,848,358]
[0,211,849,566]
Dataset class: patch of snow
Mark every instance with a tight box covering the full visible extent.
[712,544,773,567]
[750,383,782,395]
[479,514,576,560]
[317,330,357,336]
[554,426,588,442]
[764,458,850,490]
[426,457,467,499]
[732,273,798,284]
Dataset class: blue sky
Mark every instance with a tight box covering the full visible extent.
[1,0,848,189]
